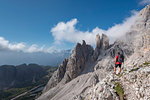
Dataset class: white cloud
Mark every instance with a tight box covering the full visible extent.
[26,44,45,53]
[0,37,25,51]
[0,37,58,53]
[140,0,150,5]
[106,11,138,42]
[0,37,70,65]
[45,46,58,53]
[51,19,105,45]
[51,11,138,45]
[25,45,59,53]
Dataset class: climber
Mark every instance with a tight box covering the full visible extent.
[113,51,124,75]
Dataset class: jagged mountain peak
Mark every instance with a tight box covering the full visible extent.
[139,4,150,18]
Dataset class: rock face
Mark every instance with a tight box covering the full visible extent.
[43,40,94,93]
[38,4,150,100]
[96,34,101,49]
[93,34,109,61]
[100,34,109,50]
[93,34,101,61]
[64,40,94,81]
[43,58,68,93]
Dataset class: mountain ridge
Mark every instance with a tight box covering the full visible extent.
[37,5,150,100]
[0,63,57,90]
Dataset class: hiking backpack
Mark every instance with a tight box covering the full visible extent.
[118,54,124,63]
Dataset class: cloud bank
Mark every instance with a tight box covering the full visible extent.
[0,37,25,51]
[0,37,58,53]
[0,37,71,65]
[51,11,138,46]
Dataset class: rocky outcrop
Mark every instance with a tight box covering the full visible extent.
[139,4,150,27]
[93,34,109,61]
[93,34,101,61]
[100,34,109,50]
[96,34,101,49]
[62,40,94,82]
[43,40,94,93]
[43,58,68,93]
[127,5,150,52]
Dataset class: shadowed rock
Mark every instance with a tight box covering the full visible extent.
[93,34,109,61]
[43,58,68,93]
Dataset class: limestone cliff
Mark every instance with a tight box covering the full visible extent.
[93,34,109,61]
[43,40,94,93]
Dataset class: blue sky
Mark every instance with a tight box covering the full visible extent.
[0,0,146,48]
[0,0,149,65]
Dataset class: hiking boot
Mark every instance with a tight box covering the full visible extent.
[117,73,120,75]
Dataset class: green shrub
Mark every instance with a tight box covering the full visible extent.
[114,82,124,100]
[124,69,127,72]
[139,65,143,67]
[129,67,139,72]
[143,62,150,66]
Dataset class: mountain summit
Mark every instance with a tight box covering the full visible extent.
[37,5,150,100]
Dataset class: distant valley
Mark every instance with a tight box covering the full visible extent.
[0,64,57,100]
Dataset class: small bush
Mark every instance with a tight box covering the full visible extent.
[124,69,127,72]
[129,67,139,72]
[114,82,124,100]
[143,62,150,66]
[139,65,143,67]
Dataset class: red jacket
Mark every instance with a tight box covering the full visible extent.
[115,54,122,64]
